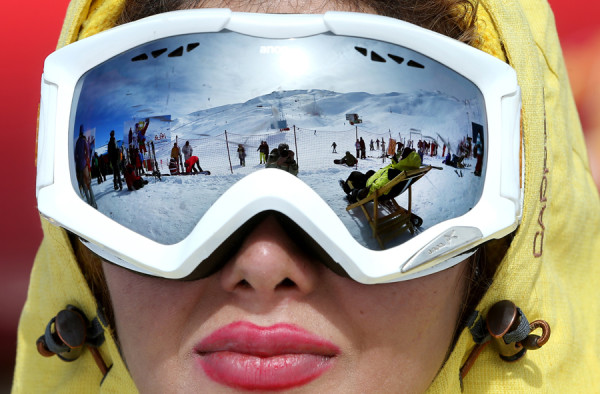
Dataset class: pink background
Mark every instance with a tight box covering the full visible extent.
[1,0,599,388]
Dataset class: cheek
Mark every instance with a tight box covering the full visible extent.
[332,263,465,336]
[102,263,215,381]
[324,263,466,390]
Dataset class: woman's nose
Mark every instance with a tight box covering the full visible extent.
[219,214,320,300]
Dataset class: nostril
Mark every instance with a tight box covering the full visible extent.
[238,279,251,289]
[276,278,296,289]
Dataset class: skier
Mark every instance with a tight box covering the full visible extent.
[359,137,366,159]
[257,141,269,164]
[171,142,181,173]
[237,144,246,166]
[397,142,405,156]
[182,140,193,161]
[266,143,298,176]
[124,162,148,190]
[74,126,97,207]
[334,151,357,167]
[331,141,337,153]
[184,155,204,174]
[133,147,143,177]
[91,152,102,184]
[339,169,376,203]
[107,129,122,191]
[474,136,483,176]
[168,157,179,175]
[98,154,108,183]
[443,152,466,169]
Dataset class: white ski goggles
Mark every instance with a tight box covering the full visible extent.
[36,9,523,283]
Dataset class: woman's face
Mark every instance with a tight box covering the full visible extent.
[103,2,468,392]
[104,216,467,393]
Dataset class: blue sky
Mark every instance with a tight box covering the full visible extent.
[73,31,483,149]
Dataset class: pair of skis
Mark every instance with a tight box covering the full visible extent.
[149,141,161,180]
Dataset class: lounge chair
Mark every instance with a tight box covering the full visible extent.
[346,165,434,248]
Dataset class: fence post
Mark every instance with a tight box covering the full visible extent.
[176,135,183,173]
[293,125,299,166]
[225,130,233,174]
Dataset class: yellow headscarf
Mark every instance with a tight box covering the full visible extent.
[14,0,600,392]
[432,0,600,391]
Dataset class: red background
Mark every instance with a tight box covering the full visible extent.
[1,1,599,389]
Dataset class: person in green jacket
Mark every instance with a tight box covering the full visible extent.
[365,149,422,196]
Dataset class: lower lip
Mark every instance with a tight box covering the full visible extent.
[199,351,333,390]
[197,324,335,390]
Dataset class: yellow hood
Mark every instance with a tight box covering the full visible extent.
[13,0,600,392]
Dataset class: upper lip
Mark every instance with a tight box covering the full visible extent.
[195,321,340,357]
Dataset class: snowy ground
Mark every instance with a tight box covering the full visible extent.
[89,147,483,250]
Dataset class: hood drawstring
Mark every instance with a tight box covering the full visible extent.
[459,300,551,388]
[36,305,111,379]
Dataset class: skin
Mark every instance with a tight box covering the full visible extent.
[104,216,467,393]
[103,1,469,392]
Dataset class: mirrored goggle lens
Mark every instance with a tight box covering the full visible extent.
[70,31,487,250]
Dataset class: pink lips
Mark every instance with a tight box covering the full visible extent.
[194,321,339,391]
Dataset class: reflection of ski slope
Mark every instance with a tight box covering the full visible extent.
[90,88,485,249]
[147,89,480,173]
[91,149,484,249]
[169,89,477,137]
